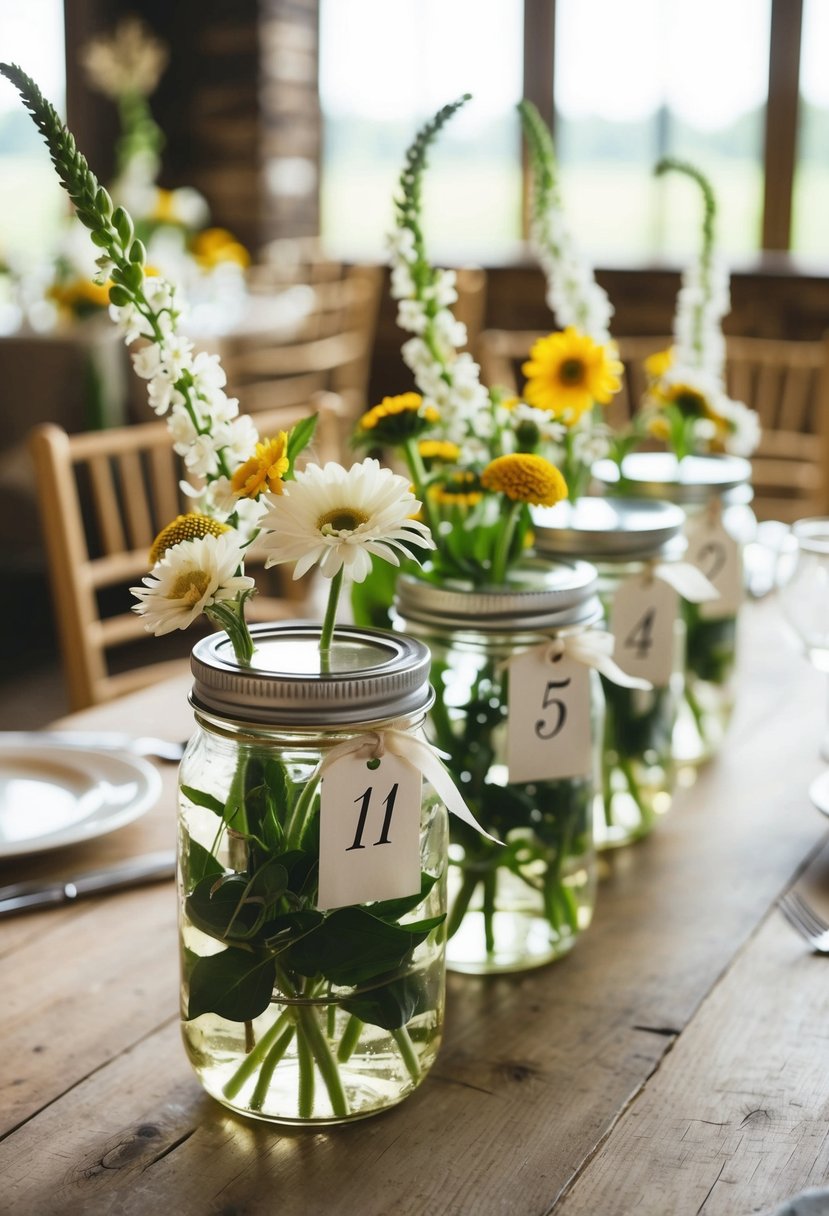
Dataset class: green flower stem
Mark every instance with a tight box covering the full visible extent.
[326,1000,337,1038]
[446,868,480,939]
[391,1028,421,1084]
[223,1008,293,1100]
[337,1015,364,1064]
[404,438,439,541]
[490,501,521,584]
[319,567,344,664]
[297,1005,350,1118]
[482,870,497,955]
[296,1018,316,1118]
[249,1023,296,1111]
[284,771,320,852]
[654,158,717,369]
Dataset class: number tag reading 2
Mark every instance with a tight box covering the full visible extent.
[317,752,422,910]
[610,574,678,688]
[507,648,592,782]
[685,514,742,619]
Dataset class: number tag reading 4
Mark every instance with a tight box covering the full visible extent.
[685,514,742,619]
[317,752,422,910]
[610,575,678,688]
[507,648,592,782]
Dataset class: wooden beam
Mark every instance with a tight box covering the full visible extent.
[762,0,804,250]
[521,0,556,236]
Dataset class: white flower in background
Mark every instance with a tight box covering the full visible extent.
[717,396,762,457]
[131,532,254,636]
[258,459,435,584]
[673,254,731,381]
[82,16,168,99]
[511,403,568,444]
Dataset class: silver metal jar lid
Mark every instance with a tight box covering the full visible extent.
[394,559,601,632]
[532,495,686,561]
[190,622,433,727]
[593,452,752,504]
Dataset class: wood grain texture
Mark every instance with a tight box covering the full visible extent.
[2,604,829,1214]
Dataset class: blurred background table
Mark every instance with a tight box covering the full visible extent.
[2,599,828,1216]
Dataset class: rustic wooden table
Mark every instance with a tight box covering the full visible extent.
[2,600,828,1216]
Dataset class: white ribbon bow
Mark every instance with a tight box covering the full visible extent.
[546,630,651,690]
[317,729,501,844]
[652,561,719,603]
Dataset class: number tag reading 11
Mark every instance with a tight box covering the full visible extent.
[507,647,592,783]
[317,752,422,910]
[685,514,742,620]
[610,574,678,688]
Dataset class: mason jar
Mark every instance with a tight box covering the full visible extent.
[393,559,602,975]
[594,452,754,766]
[178,622,448,1125]
[532,496,688,848]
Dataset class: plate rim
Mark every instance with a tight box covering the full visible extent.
[0,742,163,858]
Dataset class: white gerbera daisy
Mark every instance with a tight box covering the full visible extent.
[258,458,435,583]
[131,531,254,635]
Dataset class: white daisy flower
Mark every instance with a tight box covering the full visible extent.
[258,458,435,583]
[131,532,254,636]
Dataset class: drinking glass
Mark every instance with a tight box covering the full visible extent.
[777,517,829,812]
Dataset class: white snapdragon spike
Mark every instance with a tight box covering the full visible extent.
[673,254,731,380]
[511,404,567,444]
[131,531,254,636]
[717,396,762,457]
[258,458,435,584]
[529,208,613,347]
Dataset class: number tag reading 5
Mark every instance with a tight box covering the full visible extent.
[685,514,742,619]
[610,575,678,687]
[507,647,592,782]
[317,752,422,910]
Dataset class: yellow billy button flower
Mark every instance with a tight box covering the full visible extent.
[481,453,568,508]
[419,439,461,463]
[647,415,671,442]
[149,513,228,566]
[357,393,439,445]
[644,347,674,380]
[231,433,290,500]
[429,471,483,509]
[522,327,623,424]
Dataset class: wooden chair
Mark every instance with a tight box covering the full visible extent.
[478,327,829,520]
[252,236,344,285]
[28,395,344,711]
[226,264,383,436]
[453,267,488,358]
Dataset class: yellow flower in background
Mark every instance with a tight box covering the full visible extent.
[481,453,567,507]
[498,395,520,412]
[419,439,460,463]
[646,415,671,442]
[522,327,622,424]
[48,277,112,313]
[148,513,229,566]
[231,433,290,500]
[192,227,251,269]
[357,393,439,445]
[150,188,178,224]
[645,348,674,380]
[429,471,483,509]
[656,381,714,420]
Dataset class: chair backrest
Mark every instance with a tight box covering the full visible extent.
[29,394,344,710]
[226,264,383,431]
[478,327,829,520]
[253,236,344,285]
[453,268,488,357]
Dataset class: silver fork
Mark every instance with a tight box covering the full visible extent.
[778,891,829,953]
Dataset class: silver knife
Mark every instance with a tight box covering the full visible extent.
[0,732,186,762]
[0,850,176,917]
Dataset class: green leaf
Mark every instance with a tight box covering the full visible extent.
[341,974,426,1031]
[186,838,223,885]
[367,872,438,921]
[187,949,275,1021]
[285,907,433,986]
[395,915,445,936]
[186,875,262,941]
[263,908,324,949]
[286,414,319,471]
[349,556,400,630]
[180,785,225,816]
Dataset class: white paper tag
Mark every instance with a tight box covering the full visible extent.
[610,574,678,688]
[317,752,422,911]
[685,514,742,619]
[507,647,592,782]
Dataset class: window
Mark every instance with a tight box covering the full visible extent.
[554,0,771,261]
[319,0,524,261]
[0,1,66,263]
[792,0,829,256]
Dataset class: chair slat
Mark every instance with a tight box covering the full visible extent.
[87,454,127,554]
[118,450,155,550]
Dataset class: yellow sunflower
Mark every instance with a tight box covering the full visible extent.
[644,347,674,380]
[521,328,622,424]
[419,439,460,464]
[231,433,290,499]
[356,393,438,445]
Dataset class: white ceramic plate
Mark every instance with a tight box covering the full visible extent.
[0,741,162,858]
[809,771,829,818]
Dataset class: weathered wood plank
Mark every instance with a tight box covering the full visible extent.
[556,842,829,1216]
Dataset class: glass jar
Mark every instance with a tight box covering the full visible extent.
[394,559,602,975]
[179,623,448,1125]
[594,452,754,766]
[532,496,688,848]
